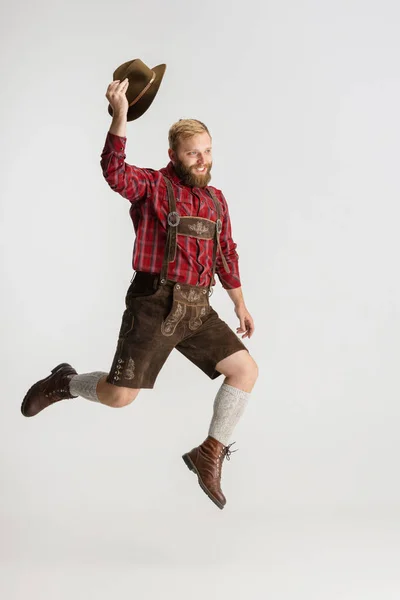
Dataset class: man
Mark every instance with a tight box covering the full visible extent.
[21,75,258,510]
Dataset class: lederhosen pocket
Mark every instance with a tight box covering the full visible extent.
[126,271,160,300]
[120,272,161,338]
[118,308,135,339]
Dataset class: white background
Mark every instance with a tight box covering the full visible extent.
[1,0,400,598]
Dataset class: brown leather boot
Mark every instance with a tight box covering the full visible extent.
[21,363,77,417]
[182,436,237,510]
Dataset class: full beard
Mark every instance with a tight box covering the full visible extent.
[173,159,213,188]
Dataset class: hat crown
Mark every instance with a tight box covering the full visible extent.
[113,59,154,89]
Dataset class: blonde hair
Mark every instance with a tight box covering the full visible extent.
[168,119,211,153]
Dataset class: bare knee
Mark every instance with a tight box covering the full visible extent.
[111,386,139,408]
[238,354,259,386]
[97,377,140,408]
[216,351,259,391]
[249,356,259,383]
[109,387,140,408]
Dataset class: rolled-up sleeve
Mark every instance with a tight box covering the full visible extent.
[216,193,241,289]
[100,132,154,203]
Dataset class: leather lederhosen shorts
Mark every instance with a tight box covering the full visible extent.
[106,272,248,389]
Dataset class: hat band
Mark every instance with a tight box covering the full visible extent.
[129,71,156,107]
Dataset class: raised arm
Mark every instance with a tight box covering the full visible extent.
[100,78,153,203]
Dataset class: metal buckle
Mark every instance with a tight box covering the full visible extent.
[167,211,180,227]
[216,219,222,234]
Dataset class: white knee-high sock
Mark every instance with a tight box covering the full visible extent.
[69,372,107,403]
[208,383,250,446]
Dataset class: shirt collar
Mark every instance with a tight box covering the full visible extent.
[160,161,184,185]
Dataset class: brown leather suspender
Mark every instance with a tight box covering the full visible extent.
[159,176,230,289]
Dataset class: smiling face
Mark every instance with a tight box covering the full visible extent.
[168,132,213,188]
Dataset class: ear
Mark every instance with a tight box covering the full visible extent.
[168,148,176,163]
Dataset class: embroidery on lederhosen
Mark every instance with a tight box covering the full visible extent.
[161,301,186,336]
[189,304,208,331]
[123,357,136,380]
[112,352,136,382]
[180,289,203,302]
[177,216,215,240]
[112,311,136,382]
[188,222,211,236]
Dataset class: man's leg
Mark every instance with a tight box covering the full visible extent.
[22,279,178,418]
[70,372,140,407]
[21,364,141,417]
[208,349,258,446]
[215,349,258,393]
[182,349,258,509]
[178,302,259,509]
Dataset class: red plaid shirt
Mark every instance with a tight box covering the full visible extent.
[100,132,241,289]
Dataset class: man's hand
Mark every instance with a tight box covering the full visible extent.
[235,305,255,339]
[106,78,130,116]
[225,287,255,339]
[106,79,129,137]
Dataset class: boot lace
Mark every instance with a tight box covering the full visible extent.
[224,441,238,461]
[216,442,238,478]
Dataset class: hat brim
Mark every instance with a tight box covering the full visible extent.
[107,63,166,122]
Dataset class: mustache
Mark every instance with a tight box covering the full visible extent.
[191,163,212,171]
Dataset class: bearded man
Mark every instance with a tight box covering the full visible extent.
[21,60,258,510]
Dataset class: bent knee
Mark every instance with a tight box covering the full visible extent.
[242,355,259,383]
[218,351,259,384]
[109,386,140,408]
[251,357,259,379]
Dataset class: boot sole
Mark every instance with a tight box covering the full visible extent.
[21,363,73,417]
[182,453,225,510]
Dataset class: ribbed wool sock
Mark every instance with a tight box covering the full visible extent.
[69,372,107,403]
[208,383,250,446]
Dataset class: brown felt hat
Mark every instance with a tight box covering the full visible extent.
[108,58,167,121]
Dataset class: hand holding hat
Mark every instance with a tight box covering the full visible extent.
[106,78,130,117]
[106,58,166,121]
